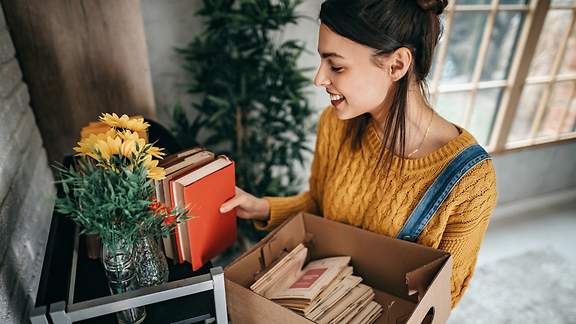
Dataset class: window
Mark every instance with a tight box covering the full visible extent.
[429,0,576,153]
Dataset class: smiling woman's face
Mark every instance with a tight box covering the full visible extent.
[314,24,394,120]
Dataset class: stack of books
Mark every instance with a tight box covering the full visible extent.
[250,244,383,324]
[154,147,237,271]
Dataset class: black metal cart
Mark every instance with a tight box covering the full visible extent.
[28,210,229,324]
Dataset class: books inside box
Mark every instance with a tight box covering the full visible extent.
[249,243,385,324]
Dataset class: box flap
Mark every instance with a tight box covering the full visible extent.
[225,214,307,286]
[405,257,452,324]
[226,279,315,324]
[301,213,449,300]
[405,255,449,301]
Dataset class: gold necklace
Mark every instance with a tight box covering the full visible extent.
[406,110,435,159]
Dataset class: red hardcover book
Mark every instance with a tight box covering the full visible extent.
[173,156,237,270]
[165,150,215,263]
[155,147,206,261]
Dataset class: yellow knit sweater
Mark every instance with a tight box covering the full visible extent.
[256,106,498,308]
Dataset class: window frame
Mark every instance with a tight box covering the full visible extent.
[429,0,576,155]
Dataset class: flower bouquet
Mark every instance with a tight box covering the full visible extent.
[54,113,187,324]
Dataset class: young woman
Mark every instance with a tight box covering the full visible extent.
[220,0,497,308]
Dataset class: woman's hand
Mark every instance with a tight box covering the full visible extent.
[220,187,270,222]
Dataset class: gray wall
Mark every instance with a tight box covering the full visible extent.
[0,3,55,323]
[141,1,576,206]
[493,141,576,205]
[141,0,205,125]
[141,0,325,127]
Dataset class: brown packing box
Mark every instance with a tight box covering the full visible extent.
[225,213,452,324]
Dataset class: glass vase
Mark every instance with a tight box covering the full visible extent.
[135,236,169,287]
[102,239,146,324]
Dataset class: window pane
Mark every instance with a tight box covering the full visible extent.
[428,15,449,84]
[552,0,576,6]
[435,92,469,126]
[528,10,572,78]
[560,83,576,133]
[538,82,575,137]
[569,95,576,132]
[469,88,502,145]
[560,25,576,75]
[441,12,487,84]
[457,0,490,4]
[457,0,529,4]
[481,11,524,81]
[500,0,530,4]
[508,84,546,143]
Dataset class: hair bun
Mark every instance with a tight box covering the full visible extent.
[417,0,448,15]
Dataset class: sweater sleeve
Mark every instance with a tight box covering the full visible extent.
[437,160,498,308]
[254,107,332,231]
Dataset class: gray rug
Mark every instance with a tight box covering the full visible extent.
[449,248,576,324]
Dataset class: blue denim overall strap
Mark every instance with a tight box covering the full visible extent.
[396,144,491,242]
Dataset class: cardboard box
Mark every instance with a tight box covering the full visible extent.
[225,213,452,324]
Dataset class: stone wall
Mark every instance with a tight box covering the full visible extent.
[0,3,55,323]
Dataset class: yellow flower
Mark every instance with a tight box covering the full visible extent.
[78,129,116,147]
[147,146,165,159]
[73,116,165,179]
[94,138,115,162]
[108,136,122,155]
[119,130,146,152]
[125,118,150,133]
[147,166,166,180]
[141,154,156,168]
[100,113,150,133]
[74,130,124,163]
[73,144,99,160]
[141,154,166,180]
[74,129,118,160]
[99,113,127,127]
[120,129,139,140]
[120,139,137,158]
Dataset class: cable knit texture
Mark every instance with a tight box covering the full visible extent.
[255,106,498,308]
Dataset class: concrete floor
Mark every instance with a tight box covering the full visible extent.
[448,199,576,323]
[477,199,576,267]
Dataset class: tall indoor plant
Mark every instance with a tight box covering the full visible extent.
[173,0,316,245]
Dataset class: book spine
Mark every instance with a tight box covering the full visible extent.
[154,179,175,262]
[172,180,192,264]
[164,178,185,264]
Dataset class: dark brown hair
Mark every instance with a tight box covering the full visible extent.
[319,0,447,176]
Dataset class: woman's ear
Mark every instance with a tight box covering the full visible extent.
[388,47,413,81]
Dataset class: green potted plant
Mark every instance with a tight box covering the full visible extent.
[173,0,316,250]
